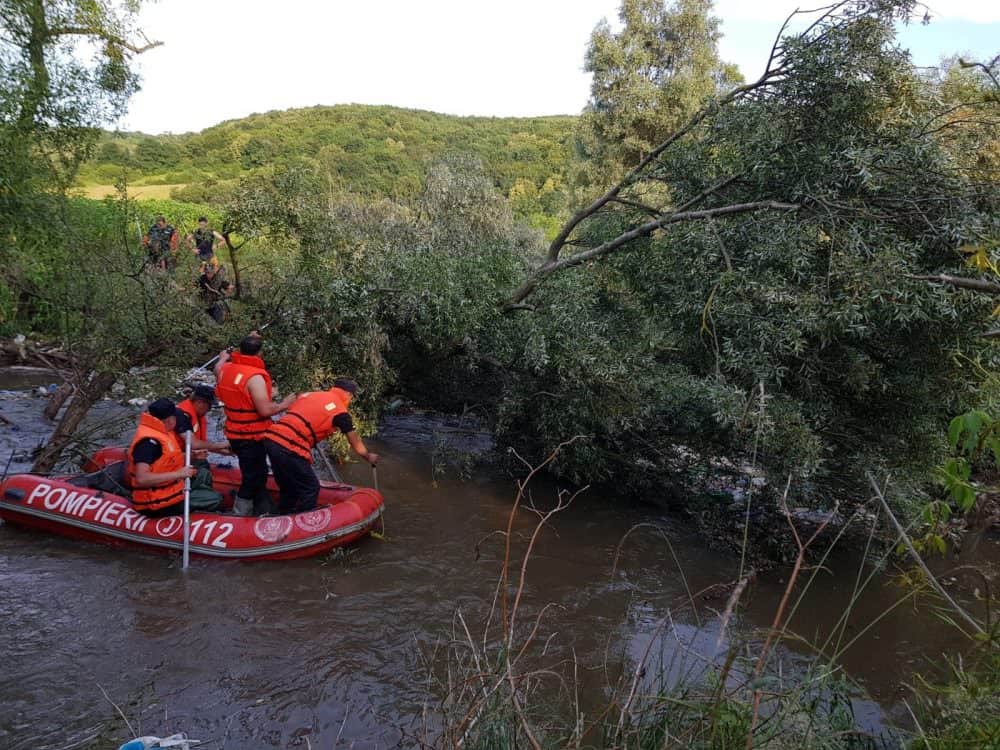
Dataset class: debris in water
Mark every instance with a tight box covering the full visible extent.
[118,734,201,749]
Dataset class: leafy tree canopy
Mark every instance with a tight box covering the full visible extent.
[575,0,741,190]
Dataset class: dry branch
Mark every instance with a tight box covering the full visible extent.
[746,476,838,748]
[908,274,1000,295]
[46,27,162,54]
[866,473,985,636]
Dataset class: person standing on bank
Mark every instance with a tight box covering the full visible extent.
[198,263,232,324]
[185,216,224,265]
[127,398,223,517]
[143,215,178,270]
[262,378,379,514]
[215,334,296,516]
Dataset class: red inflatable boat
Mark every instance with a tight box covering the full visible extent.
[0,447,384,561]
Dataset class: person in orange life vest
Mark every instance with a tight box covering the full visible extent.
[176,384,229,469]
[127,398,222,517]
[214,333,297,516]
[262,378,379,514]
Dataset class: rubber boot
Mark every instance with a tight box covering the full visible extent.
[254,487,278,516]
[232,495,254,517]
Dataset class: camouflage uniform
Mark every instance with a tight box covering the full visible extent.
[199,266,230,323]
[146,223,176,267]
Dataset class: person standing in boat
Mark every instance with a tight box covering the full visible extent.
[127,398,223,517]
[176,385,229,469]
[262,378,380,514]
[215,333,296,516]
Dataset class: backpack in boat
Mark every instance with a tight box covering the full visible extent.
[68,460,131,497]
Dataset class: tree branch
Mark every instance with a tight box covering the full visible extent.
[47,27,162,54]
[867,473,985,636]
[608,197,662,217]
[544,67,788,265]
[504,201,800,310]
[959,55,1000,92]
[908,274,1000,295]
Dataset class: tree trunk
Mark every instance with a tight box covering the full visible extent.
[222,233,243,299]
[31,371,117,474]
[42,382,74,420]
[18,0,50,133]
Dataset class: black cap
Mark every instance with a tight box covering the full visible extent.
[192,385,215,403]
[174,409,194,434]
[148,398,176,420]
[333,378,359,394]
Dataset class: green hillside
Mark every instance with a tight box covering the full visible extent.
[78,104,578,213]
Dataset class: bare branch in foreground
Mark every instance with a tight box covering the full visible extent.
[866,473,985,636]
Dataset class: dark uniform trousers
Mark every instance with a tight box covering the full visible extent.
[262,438,320,514]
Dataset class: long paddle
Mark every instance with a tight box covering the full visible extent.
[193,322,272,374]
[182,430,192,571]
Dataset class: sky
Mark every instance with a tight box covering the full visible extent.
[119,0,1000,135]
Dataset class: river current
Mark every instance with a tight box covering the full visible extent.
[1,369,996,749]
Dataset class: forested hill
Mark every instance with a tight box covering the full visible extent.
[78,104,577,208]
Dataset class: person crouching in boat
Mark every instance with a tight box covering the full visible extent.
[262,378,380,514]
[127,398,224,517]
[176,384,226,470]
[215,333,297,516]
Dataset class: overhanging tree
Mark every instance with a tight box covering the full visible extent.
[496,0,999,499]
[505,0,995,311]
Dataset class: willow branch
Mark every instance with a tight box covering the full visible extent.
[504,201,800,310]
[908,274,1000,295]
[959,55,1000,91]
[608,197,661,217]
[543,67,787,265]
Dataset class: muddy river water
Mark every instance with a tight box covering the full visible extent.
[1,370,997,749]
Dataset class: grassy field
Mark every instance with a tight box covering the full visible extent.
[75,183,185,200]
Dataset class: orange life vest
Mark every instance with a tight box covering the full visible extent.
[176,398,206,442]
[264,388,352,462]
[216,352,273,441]
[127,412,185,512]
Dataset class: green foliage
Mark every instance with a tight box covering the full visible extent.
[575,0,741,190]
[7,194,225,366]
[216,0,997,516]
[934,409,1000,514]
[495,0,999,506]
[910,651,1000,749]
[937,457,974,511]
[76,105,577,223]
[133,136,184,171]
[1,1,155,357]
[0,0,147,200]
